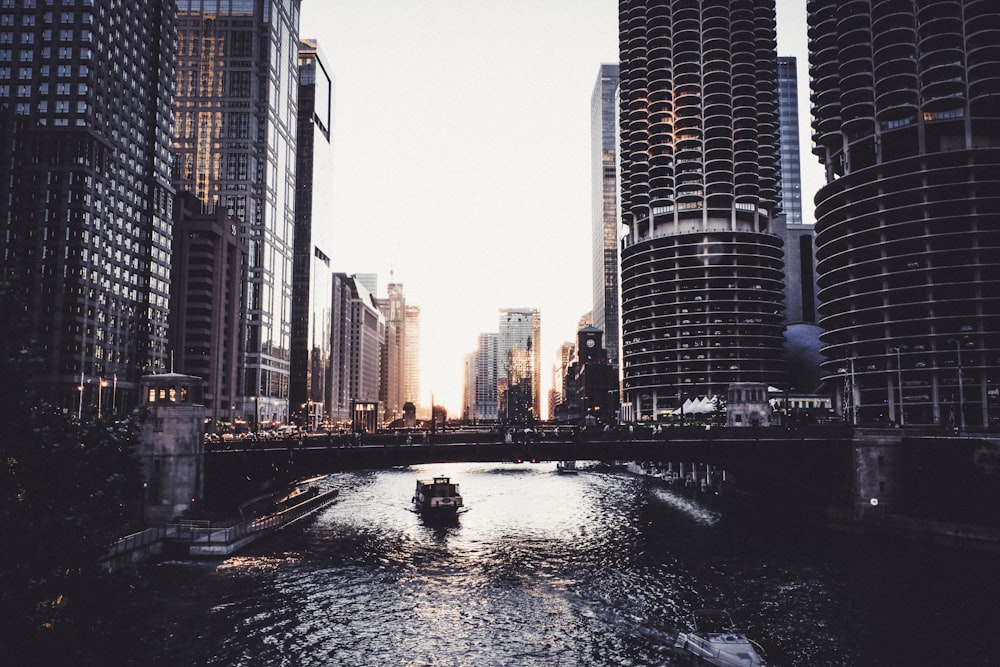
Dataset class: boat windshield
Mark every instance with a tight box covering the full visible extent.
[692,610,737,635]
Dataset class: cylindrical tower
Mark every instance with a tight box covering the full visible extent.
[809,0,1000,428]
[618,0,787,422]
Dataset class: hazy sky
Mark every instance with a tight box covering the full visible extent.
[299,1,820,416]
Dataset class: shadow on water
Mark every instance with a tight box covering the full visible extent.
[51,463,1000,666]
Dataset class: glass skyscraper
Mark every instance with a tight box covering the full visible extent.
[0,0,177,413]
[618,0,787,422]
[497,308,541,423]
[591,63,621,369]
[172,0,301,427]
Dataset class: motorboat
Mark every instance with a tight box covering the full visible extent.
[413,476,463,516]
[674,609,767,667]
[556,460,578,474]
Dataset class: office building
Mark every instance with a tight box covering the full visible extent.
[172,0,301,427]
[618,1,787,422]
[0,0,176,413]
[290,38,333,430]
[809,0,1000,428]
[466,332,498,423]
[773,55,822,393]
[777,57,803,227]
[591,63,621,369]
[550,340,577,421]
[404,304,421,404]
[497,308,541,423]
[169,192,246,428]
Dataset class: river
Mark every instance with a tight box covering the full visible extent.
[137,461,999,666]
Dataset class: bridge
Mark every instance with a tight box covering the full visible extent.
[205,426,862,518]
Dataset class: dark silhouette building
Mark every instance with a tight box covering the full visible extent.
[808,0,1000,427]
[618,0,787,422]
[0,0,177,413]
[291,39,333,430]
[576,326,619,426]
[169,192,246,429]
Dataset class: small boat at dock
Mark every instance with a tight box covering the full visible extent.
[556,460,578,474]
[413,476,463,516]
[674,608,767,666]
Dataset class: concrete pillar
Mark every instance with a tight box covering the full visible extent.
[138,373,207,524]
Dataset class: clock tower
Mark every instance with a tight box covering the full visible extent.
[577,326,605,365]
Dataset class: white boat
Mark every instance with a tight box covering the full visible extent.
[556,460,578,474]
[674,609,767,667]
[413,476,463,516]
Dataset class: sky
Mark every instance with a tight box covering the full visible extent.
[299,0,821,417]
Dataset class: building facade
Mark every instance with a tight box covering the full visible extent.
[777,57,803,227]
[290,38,333,430]
[172,0,302,427]
[497,308,541,423]
[809,0,1000,428]
[618,0,787,422]
[0,0,177,413]
[404,303,421,405]
[468,332,498,423]
[346,277,383,419]
[169,192,246,429]
[591,63,621,369]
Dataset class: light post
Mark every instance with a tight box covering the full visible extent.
[891,347,904,426]
[77,371,85,420]
[948,339,966,431]
[98,378,108,419]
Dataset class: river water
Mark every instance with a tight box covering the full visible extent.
[140,462,999,666]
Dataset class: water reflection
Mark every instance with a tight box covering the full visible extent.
[140,461,1000,666]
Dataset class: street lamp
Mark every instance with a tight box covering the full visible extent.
[891,347,904,426]
[98,378,108,419]
[947,339,966,431]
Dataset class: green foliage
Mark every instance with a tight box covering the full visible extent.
[0,282,145,655]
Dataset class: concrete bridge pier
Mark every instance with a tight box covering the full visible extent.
[851,428,904,519]
[138,373,206,524]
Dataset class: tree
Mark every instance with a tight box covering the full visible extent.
[0,282,145,658]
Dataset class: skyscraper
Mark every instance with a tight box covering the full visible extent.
[376,282,406,424]
[497,308,541,423]
[172,0,301,427]
[773,55,822,393]
[617,1,787,422]
[777,57,803,227]
[591,63,621,369]
[291,38,333,430]
[0,0,176,413]
[467,332,498,423]
[808,0,1000,428]
[170,192,246,428]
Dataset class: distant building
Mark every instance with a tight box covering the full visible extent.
[576,326,619,426]
[404,304,421,404]
[591,64,621,369]
[468,333,498,423]
[773,55,823,394]
[550,341,577,421]
[375,282,421,425]
[777,57,803,226]
[346,277,384,422]
[498,308,541,423]
[169,192,247,429]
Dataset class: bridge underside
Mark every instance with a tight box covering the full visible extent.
[205,431,857,518]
